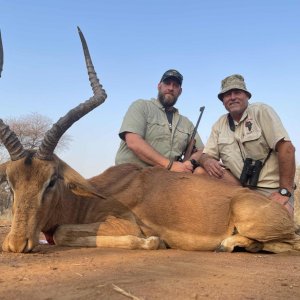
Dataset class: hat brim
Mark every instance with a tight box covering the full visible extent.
[218,88,252,101]
[161,76,182,85]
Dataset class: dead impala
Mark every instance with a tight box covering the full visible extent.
[0,28,299,254]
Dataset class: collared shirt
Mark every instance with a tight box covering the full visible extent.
[115,98,204,167]
[204,102,290,188]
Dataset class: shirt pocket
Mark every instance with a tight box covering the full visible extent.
[175,125,190,152]
[146,119,169,142]
[217,136,236,165]
[241,130,269,160]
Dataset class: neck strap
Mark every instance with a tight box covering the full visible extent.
[227,114,235,132]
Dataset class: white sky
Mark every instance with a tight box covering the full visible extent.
[0,0,299,177]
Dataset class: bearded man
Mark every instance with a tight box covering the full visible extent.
[115,69,204,172]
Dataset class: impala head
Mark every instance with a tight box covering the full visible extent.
[1,153,63,252]
[0,28,107,252]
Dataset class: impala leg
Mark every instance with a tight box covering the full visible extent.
[55,235,160,250]
[53,218,161,250]
[54,230,160,250]
[262,241,294,253]
[216,234,263,253]
[262,234,300,253]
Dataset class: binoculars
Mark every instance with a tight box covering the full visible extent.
[239,158,263,187]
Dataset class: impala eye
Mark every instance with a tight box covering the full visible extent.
[47,177,57,189]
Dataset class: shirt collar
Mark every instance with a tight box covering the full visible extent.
[232,104,250,125]
[239,105,250,123]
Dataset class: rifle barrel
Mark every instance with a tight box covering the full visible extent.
[191,106,205,140]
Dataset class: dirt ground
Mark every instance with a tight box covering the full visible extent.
[0,222,300,300]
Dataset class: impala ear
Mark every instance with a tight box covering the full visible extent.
[58,159,106,199]
[66,180,106,199]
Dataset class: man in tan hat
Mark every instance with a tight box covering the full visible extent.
[197,74,296,216]
[115,69,204,172]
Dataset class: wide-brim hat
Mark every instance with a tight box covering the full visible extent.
[160,69,183,86]
[218,74,251,100]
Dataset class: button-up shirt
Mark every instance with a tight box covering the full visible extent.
[115,98,204,167]
[204,102,290,188]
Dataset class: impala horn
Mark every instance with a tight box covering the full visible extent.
[0,30,26,160]
[36,27,107,160]
[0,30,3,77]
[0,120,26,161]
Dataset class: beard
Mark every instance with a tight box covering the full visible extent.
[158,91,179,108]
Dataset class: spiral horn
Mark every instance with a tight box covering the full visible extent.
[36,27,107,160]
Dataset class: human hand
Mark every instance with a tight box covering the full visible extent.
[170,161,193,173]
[203,158,225,179]
[269,192,294,216]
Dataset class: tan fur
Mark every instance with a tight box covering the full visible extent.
[1,157,299,253]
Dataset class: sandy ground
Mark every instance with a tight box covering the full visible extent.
[1,222,300,300]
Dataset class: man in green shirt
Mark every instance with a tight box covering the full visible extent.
[115,69,204,172]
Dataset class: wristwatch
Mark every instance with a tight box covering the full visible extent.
[190,159,201,170]
[278,188,291,197]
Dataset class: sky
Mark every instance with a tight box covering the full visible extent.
[0,0,299,177]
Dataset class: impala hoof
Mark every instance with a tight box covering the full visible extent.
[215,244,227,252]
[143,236,160,250]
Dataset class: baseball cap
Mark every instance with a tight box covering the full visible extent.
[160,69,183,85]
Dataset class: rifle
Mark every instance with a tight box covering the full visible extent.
[177,106,205,162]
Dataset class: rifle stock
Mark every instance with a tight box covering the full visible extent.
[182,139,196,162]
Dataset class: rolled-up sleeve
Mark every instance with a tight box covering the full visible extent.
[119,100,147,140]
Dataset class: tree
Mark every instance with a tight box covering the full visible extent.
[0,112,72,216]
[0,112,71,162]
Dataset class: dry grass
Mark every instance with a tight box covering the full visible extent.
[294,166,300,225]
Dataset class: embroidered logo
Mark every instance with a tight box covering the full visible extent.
[245,120,252,132]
